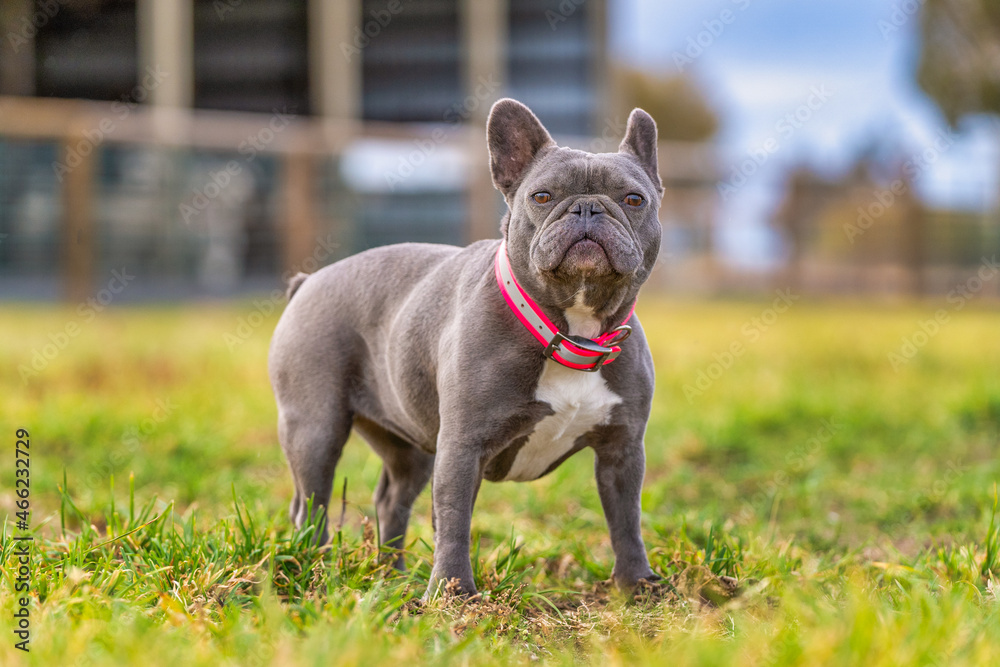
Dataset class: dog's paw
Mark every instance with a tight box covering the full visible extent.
[604,571,671,604]
[424,576,479,603]
[612,563,661,590]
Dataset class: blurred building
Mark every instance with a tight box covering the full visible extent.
[1,2,996,302]
[0,0,611,299]
[2,0,606,131]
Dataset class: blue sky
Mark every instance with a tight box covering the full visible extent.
[609,0,999,267]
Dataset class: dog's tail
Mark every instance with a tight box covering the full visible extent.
[286,272,309,301]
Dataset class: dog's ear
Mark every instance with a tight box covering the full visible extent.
[487,98,555,197]
[619,108,663,194]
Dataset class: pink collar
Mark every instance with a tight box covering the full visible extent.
[494,240,634,372]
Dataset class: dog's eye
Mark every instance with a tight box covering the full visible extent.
[623,194,644,207]
[532,192,552,204]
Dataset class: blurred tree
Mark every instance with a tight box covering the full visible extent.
[773,155,934,295]
[915,0,1000,292]
[774,167,825,291]
[611,67,719,142]
[917,0,1000,124]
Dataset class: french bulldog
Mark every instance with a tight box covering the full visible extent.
[268,98,663,596]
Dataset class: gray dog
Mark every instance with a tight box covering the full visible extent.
[268,98,663,596]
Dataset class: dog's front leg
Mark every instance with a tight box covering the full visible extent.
[594,440,658,589]
[427,443,482,598]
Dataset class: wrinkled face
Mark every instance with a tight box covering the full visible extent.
[487,98,663,312]
[508,148,661,283]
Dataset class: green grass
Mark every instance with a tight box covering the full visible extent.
[2,296,1000,665]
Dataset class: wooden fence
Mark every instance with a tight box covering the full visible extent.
[0,95,499,300]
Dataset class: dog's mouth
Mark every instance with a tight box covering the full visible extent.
[558,237,612,274]
[530,206,644,277]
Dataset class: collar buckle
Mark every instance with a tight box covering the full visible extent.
[543,332,616,372]
[496,240,635,373]
[602,325,632,347]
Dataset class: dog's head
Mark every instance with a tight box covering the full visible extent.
[487,98,663,315]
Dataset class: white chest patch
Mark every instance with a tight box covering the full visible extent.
[502,297,623,482]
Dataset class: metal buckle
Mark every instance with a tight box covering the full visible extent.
[544,331,615,372]
[603,324,632,347]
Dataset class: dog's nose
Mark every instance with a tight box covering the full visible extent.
[569,199,606,219]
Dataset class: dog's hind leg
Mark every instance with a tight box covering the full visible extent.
[354,417,434,570]
[278,402,353,545]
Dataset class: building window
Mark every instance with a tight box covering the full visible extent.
[34,0,138,101]
[507,0,595,136]
[360,0,462,123]
[193,0,310,114]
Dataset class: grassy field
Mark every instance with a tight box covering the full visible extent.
[2,295,999,665]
